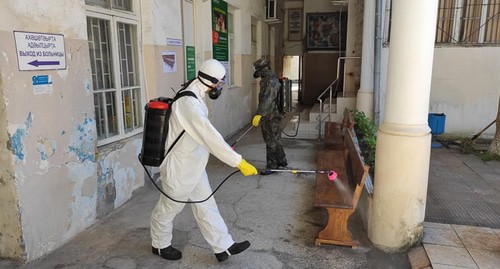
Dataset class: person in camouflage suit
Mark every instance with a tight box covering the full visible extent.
[252,58,287,175]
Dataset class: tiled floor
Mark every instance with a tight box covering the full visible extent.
[423,222,500,269]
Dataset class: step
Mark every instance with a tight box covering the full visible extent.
[309,103,338,123]
[282,119,324,140]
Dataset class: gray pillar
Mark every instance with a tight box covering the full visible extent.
[368,0,438,252]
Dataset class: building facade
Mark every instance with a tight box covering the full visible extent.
[0,0,278,261]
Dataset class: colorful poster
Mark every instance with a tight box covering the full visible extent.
[212,0,228,61]
[185,46,196,80]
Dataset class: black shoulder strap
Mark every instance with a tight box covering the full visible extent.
[173,90,197,101]
[165,91,197,156]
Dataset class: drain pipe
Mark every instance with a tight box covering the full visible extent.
[373,0,383,126]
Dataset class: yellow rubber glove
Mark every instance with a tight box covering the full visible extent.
[237,159,258,176]
[252,114,262,127]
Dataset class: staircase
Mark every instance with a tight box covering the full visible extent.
[282,92,356,140]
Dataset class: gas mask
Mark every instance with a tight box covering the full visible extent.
[253,58,270,79]
[198,71,226,100]
[253,66,268,78]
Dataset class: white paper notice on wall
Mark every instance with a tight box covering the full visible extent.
[32,75,53,94]
[166,38,182,46]
[14,31,66,71]
[162,51,177,73]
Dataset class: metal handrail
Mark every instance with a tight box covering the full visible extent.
[316,56,361,139]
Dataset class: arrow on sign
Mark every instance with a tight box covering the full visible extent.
[28,60,60,67]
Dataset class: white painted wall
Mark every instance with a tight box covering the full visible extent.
[380,42,500,139]
[429,47,500,137]
[375,0,499,138]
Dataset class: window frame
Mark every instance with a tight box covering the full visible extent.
[86,1,145,146]
[383,0,500,46]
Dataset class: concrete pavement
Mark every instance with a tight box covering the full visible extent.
[2,127,499,269]
[2,126,410,269]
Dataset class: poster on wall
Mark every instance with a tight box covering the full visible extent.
[185,46,196,80]
[306,12,347,51]
[212,0,228,62]
[288,9,302,41]
[162,51,176,73]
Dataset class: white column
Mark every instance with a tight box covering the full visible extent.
[368,0,438,252]
[356,0,375,119]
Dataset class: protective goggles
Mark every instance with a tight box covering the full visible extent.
[198,71,226,90]
[214,76,226,90]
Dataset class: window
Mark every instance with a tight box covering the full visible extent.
[86,0,143,145]
[384,0,500,45]
[85,0,133,12]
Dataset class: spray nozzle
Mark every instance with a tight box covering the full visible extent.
[327,171,337,181]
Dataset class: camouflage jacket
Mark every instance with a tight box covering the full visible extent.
[256,70,281,118]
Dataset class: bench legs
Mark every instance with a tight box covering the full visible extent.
[315,208,358,248]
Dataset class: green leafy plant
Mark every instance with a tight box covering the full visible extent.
[352,109,377,170]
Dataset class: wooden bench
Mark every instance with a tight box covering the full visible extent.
[324,109,354,149]
[315,111,369,248]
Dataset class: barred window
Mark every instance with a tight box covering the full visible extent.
[86,0,143,145]
[385,0,500,45]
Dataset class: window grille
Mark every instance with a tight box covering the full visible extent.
[384,0,500,45]
[86,0,143,144]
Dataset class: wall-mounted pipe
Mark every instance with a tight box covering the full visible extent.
[374,0,383,126]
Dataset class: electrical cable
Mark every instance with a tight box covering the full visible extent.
[139,154,240,204]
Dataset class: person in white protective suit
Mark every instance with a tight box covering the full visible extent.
[150,59,258,262]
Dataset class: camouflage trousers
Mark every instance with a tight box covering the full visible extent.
[261,115,287,169]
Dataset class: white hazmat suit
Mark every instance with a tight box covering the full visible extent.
[150,78,242,254]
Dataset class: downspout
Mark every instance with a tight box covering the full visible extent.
[374,0,383,126]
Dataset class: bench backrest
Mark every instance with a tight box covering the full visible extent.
[341,108,355,132]
[342,127,369,209]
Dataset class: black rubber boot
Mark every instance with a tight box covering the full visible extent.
[152,246,182,260]
[215,241,251,262]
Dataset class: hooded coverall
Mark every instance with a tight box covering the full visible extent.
[256,70,287,170]
[150,79,241,253]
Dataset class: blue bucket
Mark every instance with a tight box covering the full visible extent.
[428,113,446,135]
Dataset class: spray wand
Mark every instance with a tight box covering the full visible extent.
[269,169,338,181]
[230,125,254,148]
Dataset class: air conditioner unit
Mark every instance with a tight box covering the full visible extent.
[266,0,277,21]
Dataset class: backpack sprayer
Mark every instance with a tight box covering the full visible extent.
[139,81,256,204]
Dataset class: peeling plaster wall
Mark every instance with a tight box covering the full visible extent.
[0,0,98,258]
[0,63,24,260]
[0,0,142,262]
[95,137,143,218]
